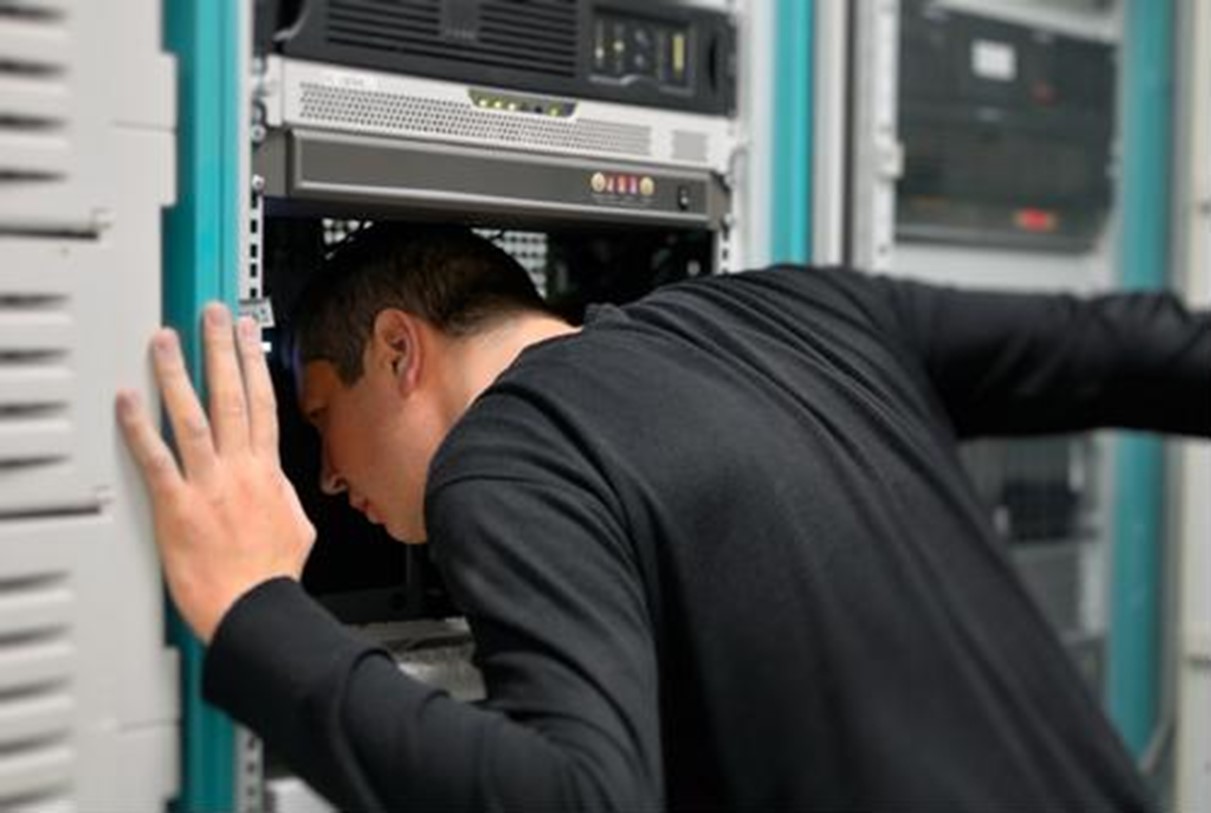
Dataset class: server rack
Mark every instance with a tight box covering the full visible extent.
[841,0,1135,727]
[226,2,752,808]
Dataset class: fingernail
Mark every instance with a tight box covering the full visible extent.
[116,390,137,419]
[238,316,258,342]
[153,330,176,357]
[206,304,228,327]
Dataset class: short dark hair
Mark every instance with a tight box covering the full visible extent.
[289,224,548,385]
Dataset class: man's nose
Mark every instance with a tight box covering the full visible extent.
[319,448,347,496]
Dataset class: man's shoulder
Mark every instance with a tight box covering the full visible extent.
[656,263,876,302]
[627,264,890,334]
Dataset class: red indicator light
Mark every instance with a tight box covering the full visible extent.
[1015,208,1058,233]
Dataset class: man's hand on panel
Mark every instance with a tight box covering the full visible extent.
[116,302,315,643]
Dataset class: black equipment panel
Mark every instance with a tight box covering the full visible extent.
[897,0,1117,250]
[258,0,737,116]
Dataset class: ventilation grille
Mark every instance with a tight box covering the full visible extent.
[327,0,578,78]
[961,436,1086,542]
[320,218,370,247]
[475,229,548,298]
[0,573,75,805]
[0,2,72,189]
[321,223,549,298]
[297,82,652,157]
[0,294,74,477]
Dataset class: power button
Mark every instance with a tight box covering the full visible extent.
[676,186,691,211]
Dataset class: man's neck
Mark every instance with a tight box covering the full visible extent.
[435,313,580,424]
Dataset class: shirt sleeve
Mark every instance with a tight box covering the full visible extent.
[202,434,664,811]
[423,466,666,811]
[875,278,1211,438]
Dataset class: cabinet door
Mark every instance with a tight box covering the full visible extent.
[0,1,178,809]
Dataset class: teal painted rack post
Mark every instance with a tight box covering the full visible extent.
[772,0,813,264]
[1108,0,1173,759]
[163,0,243,809]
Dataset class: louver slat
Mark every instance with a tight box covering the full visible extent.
[0,4,71,192]
[0,573,75,804]
[0,296,73,471]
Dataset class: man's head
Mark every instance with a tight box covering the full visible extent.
[292,224,549,385]
[289,225,556,543]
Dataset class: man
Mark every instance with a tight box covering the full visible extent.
[117,225,1209,811]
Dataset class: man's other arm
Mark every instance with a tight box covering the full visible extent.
[877,279,1210,438]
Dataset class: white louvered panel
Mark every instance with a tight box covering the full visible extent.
[0,238,106,516]
[0,461,81,517]
[0,73,69,125]
[0,6,71,179]
[0,742,73,802]
[0,365,72,409]
[0,524,88,810]
[0,0,100,230]
[5,793,72,813]
[0,575,72,638]
[0,292,75,482]
[0,133,72,178]
[0,12,69,68]
[0,534,76,808]
[0,637,73,694]
[1,0,177,808]
[0,573,74,698]
[0,299,73,352]
[0,0,71,12]
[0,417,73,467]
[0,691,73,746]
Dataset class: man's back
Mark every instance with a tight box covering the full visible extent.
[426,265,1179,810]
[206,263,1208,811]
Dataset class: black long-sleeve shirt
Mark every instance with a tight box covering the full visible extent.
[205,266,1211,811]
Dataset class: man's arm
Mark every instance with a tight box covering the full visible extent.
[201,464,664,812]
[876,279,1211,438]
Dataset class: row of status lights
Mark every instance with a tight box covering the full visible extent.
[471,91,573,118]
[590,172,656,197]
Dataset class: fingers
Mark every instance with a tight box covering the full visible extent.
[203,303,250,454]
[236,315,280,455]
[115,389,184,497]
[151,328,218,480]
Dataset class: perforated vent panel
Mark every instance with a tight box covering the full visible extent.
[297,82,653,157]
[0,572,75,805]
[326,0,577,78]
[476,229,548,298]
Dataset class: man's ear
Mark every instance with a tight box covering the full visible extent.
[369,308,422,395]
